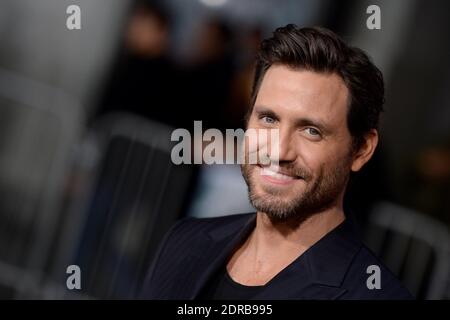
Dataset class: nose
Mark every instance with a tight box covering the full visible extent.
[267,126,297,164]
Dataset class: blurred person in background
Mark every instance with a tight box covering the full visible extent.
[95,1,183,127]
[182,18,236,131]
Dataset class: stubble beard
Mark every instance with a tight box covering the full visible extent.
[241,157,352,225]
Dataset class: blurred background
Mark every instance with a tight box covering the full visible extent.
[0,0,449,299]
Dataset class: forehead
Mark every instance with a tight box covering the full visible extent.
[255,65,350,128]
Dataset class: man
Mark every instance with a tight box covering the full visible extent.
[140,25,413,299]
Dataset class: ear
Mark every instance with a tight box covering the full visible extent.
[351,129,379,172]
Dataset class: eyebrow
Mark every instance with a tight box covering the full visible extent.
[254,105,331,134]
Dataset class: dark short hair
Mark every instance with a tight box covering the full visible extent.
[250,24,385,150]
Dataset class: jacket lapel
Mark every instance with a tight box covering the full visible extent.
[170,213,257,299]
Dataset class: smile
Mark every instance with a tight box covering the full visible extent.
[259,165,301,185]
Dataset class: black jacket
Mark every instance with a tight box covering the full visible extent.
[140,213,413,300]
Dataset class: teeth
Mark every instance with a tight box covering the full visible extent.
[261,165,296,180]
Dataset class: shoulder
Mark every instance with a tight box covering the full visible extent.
[163,212,254,244]
[139,212,254,298]
[146,213,252,266]
[341,244,414,300]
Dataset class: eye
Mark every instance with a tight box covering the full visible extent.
[305,127,321,137]
[261,116,276,124]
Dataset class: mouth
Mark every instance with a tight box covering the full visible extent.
[258,164,302,185]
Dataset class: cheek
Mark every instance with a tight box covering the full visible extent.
[293,141,325,170]
[296,142,350,175]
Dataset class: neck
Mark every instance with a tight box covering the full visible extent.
[226,203,346,285]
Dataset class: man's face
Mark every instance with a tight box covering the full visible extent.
[241,65,355,221]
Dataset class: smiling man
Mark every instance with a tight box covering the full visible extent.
[141,25,413,300]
